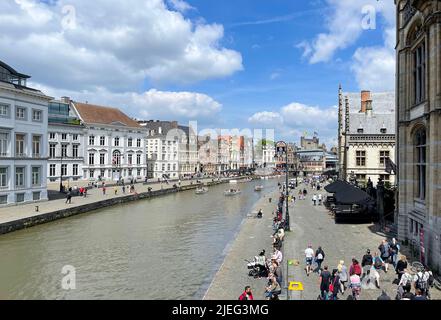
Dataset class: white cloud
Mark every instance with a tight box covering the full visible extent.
[167,0,195,13]
[248,103,338,147]
[33,83,222,124]
[0,0,242,91]
[270,72,281,80]
[298,0,395,64]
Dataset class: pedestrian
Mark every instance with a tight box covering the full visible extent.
[114,188,118,195]
[390,238,400,268]
[377,290,391,300]
[395,255,408,282]
[361,249,373,280]
[122,185,126,194]
[330,269,341,300]
[318,193,323,205]
[414,266,431,298]
[102,185,106,195]
[272,260,283,287]
[83,188,87,198]
[238,286,254,300]
[338,260,348,291]
[398,268,413,293]
[413,289,428,300]
[312,194,317,206]
[349,258,362,277]
[304,244,315,276]
[315,246,325,274]
[272,247,283,265]
[265,274,281,300]
[349,273,362,300]
[378,239,391,272]
[363,265,381,289]
[319,266,331,300]
[65,190,72,204]
[372,252,385,271]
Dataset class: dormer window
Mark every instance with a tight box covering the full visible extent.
[357,128,364,134]
[381,128,387,134]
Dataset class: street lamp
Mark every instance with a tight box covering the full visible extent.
[276,141,290,231]
[59,152,64,193]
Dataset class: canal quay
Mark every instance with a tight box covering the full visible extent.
[0,178,281,300]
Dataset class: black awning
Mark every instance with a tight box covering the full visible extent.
[334,184,373,205]
[324,180,350,193]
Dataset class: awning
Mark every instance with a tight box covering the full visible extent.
[324,180,351,193]
[325,180,373,205]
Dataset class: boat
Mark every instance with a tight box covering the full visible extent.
[254,185,264,191]
[195,187,208,194]
[224,189,241,196]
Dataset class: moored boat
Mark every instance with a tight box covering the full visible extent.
[254,185,264,191]
[224,189,241,196]
[195,187,208,194]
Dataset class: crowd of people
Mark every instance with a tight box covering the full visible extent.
[240,192,289,300]
[304,237,435,300]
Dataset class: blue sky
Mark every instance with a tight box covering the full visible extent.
[0,0,396,147]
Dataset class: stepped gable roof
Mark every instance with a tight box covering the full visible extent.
[73,102,141,128]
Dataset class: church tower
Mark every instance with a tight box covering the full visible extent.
[337,84,345,179]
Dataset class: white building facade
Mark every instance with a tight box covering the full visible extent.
[0,61,52,206]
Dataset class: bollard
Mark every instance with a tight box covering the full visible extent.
[35,206,39,212]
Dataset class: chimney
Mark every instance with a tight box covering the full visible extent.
[61,96,70,104]
[360,90,371,113]
[366,99,373,116]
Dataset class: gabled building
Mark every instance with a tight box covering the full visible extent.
[0,60,52,206]
[338,88,396,187]
[71,101,147,182]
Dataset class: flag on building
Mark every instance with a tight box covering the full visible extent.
[385,157,397,174]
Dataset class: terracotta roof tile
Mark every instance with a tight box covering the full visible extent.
[73,102,141,128]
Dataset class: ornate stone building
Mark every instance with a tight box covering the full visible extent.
[395,0,441,270]
[337,88,396,187]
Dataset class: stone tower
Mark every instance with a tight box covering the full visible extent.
[337,84,345,179]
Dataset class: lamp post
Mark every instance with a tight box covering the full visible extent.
[276,141,290,231]
[59,152,64,193]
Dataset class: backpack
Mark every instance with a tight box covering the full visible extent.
[415,273,428,291]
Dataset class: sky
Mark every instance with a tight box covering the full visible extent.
[0,0,396,148]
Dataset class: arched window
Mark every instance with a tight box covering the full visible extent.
[112,150,121,166]
[415,128,426,200]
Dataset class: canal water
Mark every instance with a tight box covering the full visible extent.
[0,178,280,300]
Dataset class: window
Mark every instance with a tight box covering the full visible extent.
[413,42,426,104]
[167,164,171,171]
[61,164,67,176]
[380,128,387,134]
[415,128,426,200]
[379,151,390,167]
[0,133,8,156]
[379,174,390,182]
[33,192,40,201]
[137,154,141,165]
[32,109,42,122]
[137,169,141,176]
[0,167,7,188]
[357,128,364,134]
[32,136,41,157]
[0,104,9,117]
[89,136,95,145]
[49,144,56,158]
[0,195,7,204]
[128,154,133,165]
[61,133,67,140]
[112,151,121,166]
[89,170,94,178]
[100,153,105,165]
[100,136,105,146]
[356,150,366,166]
[16,107,26,120]
[16,193,25,203]
[61,144,67,157]
[100,169,105,178]
[73,134,78,141]
[114,137,120,146]
[128,169,132,176]
[15,134,25,157]
[72,145,78,158]
[32,167,41,186]
[15,167,25,188]
[73,164,78,176]
[89,153,95,165]
[50,164,56,177]
[49,132,56,140]
[137,139,141,147]
[128,138,133,147]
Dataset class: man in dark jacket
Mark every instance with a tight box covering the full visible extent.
[361,249,373,280]
[395,255,408,281]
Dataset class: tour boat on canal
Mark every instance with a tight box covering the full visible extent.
[195,187,208,194]
[254,185,264,191]
[224,189,241,196]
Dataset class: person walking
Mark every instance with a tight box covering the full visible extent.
[102,185,106,195]
[83,188,87,198]
[122,185,126,194]
[361,249,373,280]
[315,246,325,274]
[330,269,341,300]
[318,194,323,205]
[65,190,72,204]
[238,286,254,300]
[378,239,391,272]
[349,273,362,300]
[395,255,408,282]
[319,266,331,300]
[312,194,317,206]
[399,268,413,294]
[390,238,400,268]
[337,260,348,292]
[304,245,315,276]
[349,258,362,277]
